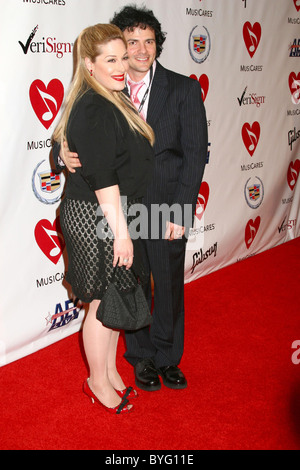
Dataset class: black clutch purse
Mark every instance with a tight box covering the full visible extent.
[96,266,152,331]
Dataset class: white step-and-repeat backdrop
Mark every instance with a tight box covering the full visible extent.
[1,0,299,366]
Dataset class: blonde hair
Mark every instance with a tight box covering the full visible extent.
[53,23,154,150]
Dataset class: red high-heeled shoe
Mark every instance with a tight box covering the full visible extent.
[83,379,133,415]
[116,386,138,399]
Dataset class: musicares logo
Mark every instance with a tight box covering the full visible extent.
[18,25,73,59]
[34,217,65,265]
[190,73,209,102]
[294,0,300,12]
[29,79,64,129]
[245,216,261,250]
[287,159,300,191]
[243,22,261,58]
[245,217,260,249]
[241,121,260,156]
[289,72,300,105]
[195,181,209,221]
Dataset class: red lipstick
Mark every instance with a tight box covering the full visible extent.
[112,74,125,81]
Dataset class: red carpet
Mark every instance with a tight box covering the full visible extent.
[1,238,299,450]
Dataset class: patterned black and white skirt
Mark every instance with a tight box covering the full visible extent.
[60,197,146,303]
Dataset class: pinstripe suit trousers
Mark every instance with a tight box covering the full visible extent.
[124,237,187,368]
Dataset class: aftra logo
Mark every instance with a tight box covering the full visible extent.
[29,79,64,129]
[288,72,300,105]
[241,121,260,156]
[46,299,83,331]
[190,74,209,102]
[34,217,65,265]
[195,182,209,221]
[243,22,261,58]
[289,39,300,58]
[245,217,260,249]
[287,159,300,191]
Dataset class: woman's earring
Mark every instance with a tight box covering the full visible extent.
[90,69,93,77]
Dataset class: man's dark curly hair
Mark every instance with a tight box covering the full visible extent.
[110,4,167,58]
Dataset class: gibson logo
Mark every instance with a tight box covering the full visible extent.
[288,127,300,150]
[191,242,217,274]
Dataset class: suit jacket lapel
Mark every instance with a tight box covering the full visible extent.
[147,61,169,128]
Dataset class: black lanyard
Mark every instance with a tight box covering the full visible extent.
[136,65,154,114]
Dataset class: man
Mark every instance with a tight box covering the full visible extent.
[54,5,207,391]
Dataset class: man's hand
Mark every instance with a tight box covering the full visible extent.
[60,141,82,173]
[165,221,185,240]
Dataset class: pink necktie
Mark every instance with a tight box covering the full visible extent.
[129,81,145,120]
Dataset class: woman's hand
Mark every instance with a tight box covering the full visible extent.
[95,185,134,270]
[113,237,134,270]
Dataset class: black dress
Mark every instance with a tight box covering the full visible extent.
[60,88,154,303]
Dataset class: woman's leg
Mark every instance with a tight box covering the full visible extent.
[107,330,126,391]
[82,299,122,408]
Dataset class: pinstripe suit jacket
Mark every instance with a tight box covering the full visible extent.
[144,61,208,235]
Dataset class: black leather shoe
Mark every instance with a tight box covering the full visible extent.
[158,365,187,389]
[134,359,161,391]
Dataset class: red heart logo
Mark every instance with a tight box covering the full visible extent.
[287,159,300,191]
[245,217,261,249]
[195,181,209,221]
[29,79,64,129]
[288,72,300,105]
[190,74,209,102]
[34,217,65,264]
[243,22,261,58]
[241,121,260,156]
[294,0,300,12]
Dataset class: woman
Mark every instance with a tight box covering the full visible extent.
[53,24,154,415]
